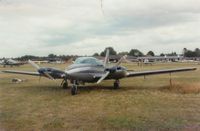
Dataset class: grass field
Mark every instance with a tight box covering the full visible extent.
[0,62,200,130]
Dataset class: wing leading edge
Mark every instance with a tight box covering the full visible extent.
[126,67,197,77]
[2,70,40,76]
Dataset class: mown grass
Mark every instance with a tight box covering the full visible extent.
[0,62,200,130]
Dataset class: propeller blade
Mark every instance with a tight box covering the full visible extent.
[44,72,59,84]
[115,55,128,67]
[28,60,57,82]
[97,71,110,84]
[44,72,54,80]
[28,60,40,70]
[104,49,110,68]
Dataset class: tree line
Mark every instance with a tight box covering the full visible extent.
[93,47,200,57]
[183,48,200,57]
[14,47,200,61]
[16,54,75,61]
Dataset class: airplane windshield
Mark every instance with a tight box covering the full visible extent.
[74,57,103,65]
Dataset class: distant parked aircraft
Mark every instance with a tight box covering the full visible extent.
[0,59,25,67]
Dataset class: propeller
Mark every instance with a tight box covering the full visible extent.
[97,71,109,84]
[115,55,128,67]
[97,50,127,84]
[28,60,40,69]
[28,60,55,80]
[44,72,54,80]
[104,49,109,68]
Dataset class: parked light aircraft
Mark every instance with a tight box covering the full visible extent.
[0,59,25,67]
[2,50,197,95]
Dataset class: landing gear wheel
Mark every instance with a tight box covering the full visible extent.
[114,80,120,89]
[62,82,68,89]
[71,85,78,95]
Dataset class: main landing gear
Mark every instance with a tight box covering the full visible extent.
[62,80,119,95]
[70,80,119,95]
[61,79,78,95]
[114,80,120,89]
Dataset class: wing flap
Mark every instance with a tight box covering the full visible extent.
[127,67,197,77]
[2,70,40,76]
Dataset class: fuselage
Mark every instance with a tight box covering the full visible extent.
[65,57,127,83]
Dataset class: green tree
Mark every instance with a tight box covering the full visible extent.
[160,53,165,56]
[185,50,196,57]
[128,49,143,57]
[118,52,129,55]
[167,52,177,56]
[195,48,200,57]
[100,47,117,56]
[48,54,57,58]
[183,48,200,57]
[93,53,99,56]
[147,51,155,56]
[20,55,39,61]
[183,48,187,57]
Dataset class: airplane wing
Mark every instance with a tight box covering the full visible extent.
[126,67,197,77]
[2,70,40,76]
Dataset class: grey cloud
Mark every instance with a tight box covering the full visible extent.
[0,0,200,57]
[41,11,197,47]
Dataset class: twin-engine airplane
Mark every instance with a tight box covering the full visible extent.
[2,50,197,95]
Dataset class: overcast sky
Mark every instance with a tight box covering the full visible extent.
[0,0,200,57]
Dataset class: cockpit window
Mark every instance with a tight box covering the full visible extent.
[74,57,103,65]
